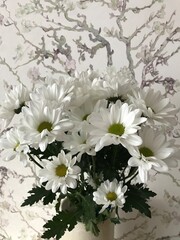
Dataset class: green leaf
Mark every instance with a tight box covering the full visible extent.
[94,144,131,181]
[21,186,56,207]
[30,141,63,159]
[110,217,120,224]
[81,195,96,224]
[42,210,81,239]
[124,196,152,217]
[85,221,100,236]
[65,192,100,236]
[123,184,156,218]
[135,183,157,199]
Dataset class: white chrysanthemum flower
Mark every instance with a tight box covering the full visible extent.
[72,71,104,106]
[99,67,137,102]
[0,84,30,128]
[68,97,99,131]
[20,102,73,151]
[93,179,127,213]
[88,100,146,152]
[39,150,81,193]
[102,79,135,103]
[129,88,177,126]
[30,82,73,109]
[63,128,96,161]
[128,127,174,183]
[0,128,29,165]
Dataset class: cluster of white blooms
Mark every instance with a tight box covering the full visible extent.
[0,68,178,213]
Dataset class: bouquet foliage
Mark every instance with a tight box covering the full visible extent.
[0,68,178,239]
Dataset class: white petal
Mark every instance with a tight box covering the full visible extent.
[139,167,148,183]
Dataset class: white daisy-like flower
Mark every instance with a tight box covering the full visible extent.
[99,67,137,102]
[20,102,73,151]
[129,88,177,126]
[30,81,73,109]
[0,84,30,128]
[88,100,146,152]
[128,126,174,183]
[93,179,127,213]
[102,79,136,103]
[72,71,104,106]
[0,128,29,165]
[63,127,96,161]
[39,150,81,193]
[68,97,98,131]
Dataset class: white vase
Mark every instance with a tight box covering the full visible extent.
[61,220,114,240]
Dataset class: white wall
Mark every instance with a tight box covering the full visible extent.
[0,0,180,239]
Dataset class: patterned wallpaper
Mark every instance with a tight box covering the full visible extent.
[0,0,180,239]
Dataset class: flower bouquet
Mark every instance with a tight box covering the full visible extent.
[0,68,178,239]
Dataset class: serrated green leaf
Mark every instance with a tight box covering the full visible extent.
[124,197,152,217]
[43,190,56,205]
[135,183,157,199]
[21,186,56,207]
[42,210,81,239]
[123,184,156,218]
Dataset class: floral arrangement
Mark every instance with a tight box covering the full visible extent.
[0,68,178,239]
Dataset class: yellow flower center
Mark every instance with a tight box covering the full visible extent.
[37,121,52,133]
[14,142,20,151]
[108,123,125,136]
[82,114,89,121]
[106,192,117,201]
[55,164,68,177]
[139,147,154,157]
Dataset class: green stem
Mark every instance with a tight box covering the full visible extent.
[120,166,127,183]
[28,153,43,169]
[126,171,138,184]
[75,192,88,203]
[92,156,98,187]
[112,145,118,167]
[92,156,96,174]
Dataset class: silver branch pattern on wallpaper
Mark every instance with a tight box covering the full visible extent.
[0,0,180,239]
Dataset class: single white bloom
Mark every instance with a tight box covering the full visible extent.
[30,82,73,109]
[39,150,81,193]
[68,97,98,131]
[0,84,30,128]
[20,102,73,151]
[101,79,135,103]
[72,71,104,106]
[0,128,29,165]
[88,100,146,151]
[63,127,96,161]
[99,67,137,102]
[128,127,174,183]
[129,88,177,126]
[93,179,127,213]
